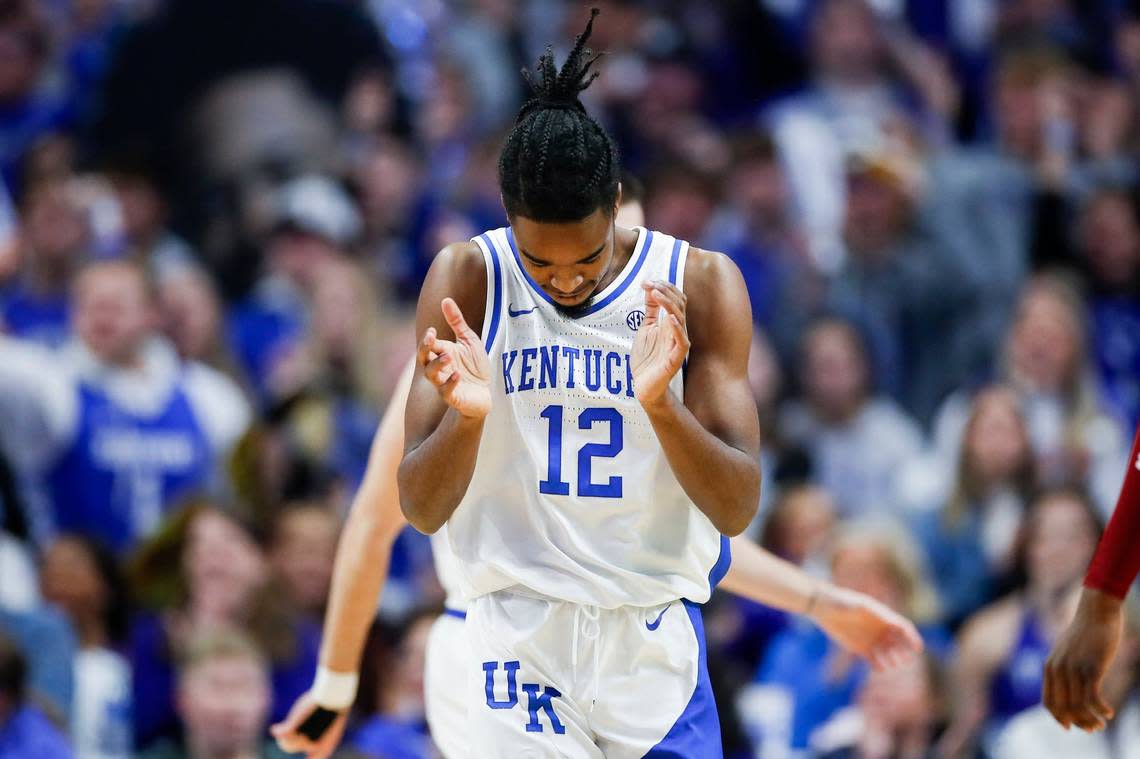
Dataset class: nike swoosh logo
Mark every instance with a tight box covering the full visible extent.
[646,605,671,631]
[508,304,537,317]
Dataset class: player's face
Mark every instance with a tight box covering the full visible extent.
[511,208,616,310]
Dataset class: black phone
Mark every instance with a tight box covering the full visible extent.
[297,706,339,742]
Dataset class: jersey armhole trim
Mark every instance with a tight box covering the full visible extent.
[667,238,689,289]
[475,233,503,353]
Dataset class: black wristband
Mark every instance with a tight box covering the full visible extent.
[297,706,339,742]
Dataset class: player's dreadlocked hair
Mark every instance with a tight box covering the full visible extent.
[499,8,620,222]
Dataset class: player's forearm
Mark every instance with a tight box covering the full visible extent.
[398,409,485,533]
[721,536,821,615]
[319,368,413,674]
[1084,425,1140,599]
[642,392,760,536]
[318,496,399,673]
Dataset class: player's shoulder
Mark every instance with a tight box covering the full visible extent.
[434,240,487,279]
[682,245,747,296]
[418,238,490,334]
[680,245,752,328]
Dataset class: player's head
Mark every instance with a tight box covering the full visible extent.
[498,8,622,310]
[72,260,156,366]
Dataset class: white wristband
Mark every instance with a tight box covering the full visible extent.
[311,667,359,710]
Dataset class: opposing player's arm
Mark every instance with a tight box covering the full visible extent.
[273,362,415,758]
[636,249,761,536]
[1043,423,1140,731]
[723,536,922,670]
[398,242,490,534]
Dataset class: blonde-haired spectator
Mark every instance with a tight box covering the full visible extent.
[140,629,291,759]
[914,386,1037,625]
[740,517,948,755]
[939,488,1103,758]
[934,274,1130,516]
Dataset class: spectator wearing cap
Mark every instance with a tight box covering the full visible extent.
[227,175,362,402]
[0,260,250,554]
[763,0,957,272]
[825,142,973,424]
[0,631,74,758]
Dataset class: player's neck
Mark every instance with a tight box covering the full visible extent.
[592,224,639,296]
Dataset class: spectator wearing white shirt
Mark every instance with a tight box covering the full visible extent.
[780,316,924,518]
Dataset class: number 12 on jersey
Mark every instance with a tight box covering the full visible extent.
[538,405,623,498]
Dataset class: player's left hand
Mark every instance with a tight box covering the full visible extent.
[631,281,689,408]
[270,691,348,759]
[809,584,924,672]
[1043,588,1121,732]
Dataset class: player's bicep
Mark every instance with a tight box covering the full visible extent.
[403,242,487,452]
[682,252,760,457]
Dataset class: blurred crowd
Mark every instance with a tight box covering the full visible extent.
[0,0,1139,758]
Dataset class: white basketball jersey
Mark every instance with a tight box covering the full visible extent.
[446,226,728,610]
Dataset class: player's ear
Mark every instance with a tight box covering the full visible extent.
[613,182,622,217]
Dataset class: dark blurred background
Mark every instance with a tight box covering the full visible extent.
[1,1,1139,758]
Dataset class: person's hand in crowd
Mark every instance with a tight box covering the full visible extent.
[809,584,924,672]
[1043,588,1122,732]
[882,25,960,125]
[0,234,19,283]
[271,691,349,759]
[1036,73,1076,189]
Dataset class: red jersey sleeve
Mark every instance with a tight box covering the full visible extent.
[1084,424,1140,599]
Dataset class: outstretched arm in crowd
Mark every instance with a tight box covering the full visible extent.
[722,537,923,670]
[272,363,413,759]
[0,335,75,474]
[1044,424,1140,732]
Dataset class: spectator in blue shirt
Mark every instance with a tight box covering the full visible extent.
[0,2,73,195]
[0,630,74,759]
[348,610,436,759]
[128,502,319,751]
[1076,187,1140,429]
[744,519,948,754]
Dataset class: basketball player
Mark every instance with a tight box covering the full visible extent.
[271,193,921,758]
[1044,422,1140,732]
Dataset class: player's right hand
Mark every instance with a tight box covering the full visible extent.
[418,297,492,419]
[1043,587,1121,732]
[270,691,348,759]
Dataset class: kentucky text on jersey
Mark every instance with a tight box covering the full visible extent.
[500,344,635,398]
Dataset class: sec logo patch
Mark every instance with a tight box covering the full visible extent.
[626,310,645,331]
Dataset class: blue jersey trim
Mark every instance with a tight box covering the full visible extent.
[642,601,722,757]
[504,227,654,317]
[444,607,467,621]
[667,238,684,286]
[479,233,503,353]
[707,535,731,596]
